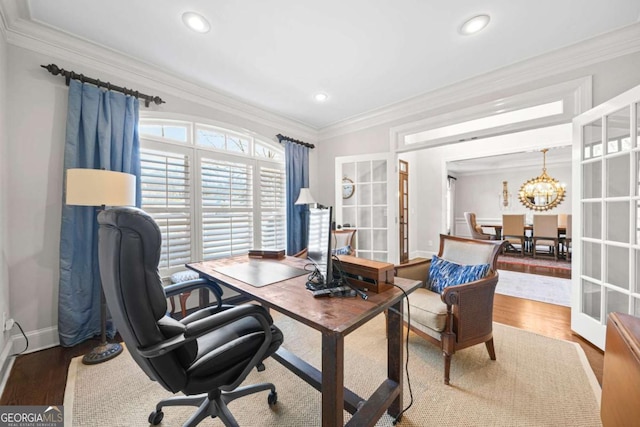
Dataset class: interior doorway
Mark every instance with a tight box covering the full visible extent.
[398,160,409,264]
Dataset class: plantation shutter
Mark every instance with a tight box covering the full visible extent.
[201,157,254,259]
[140,148,192,273]
[260,165,286,249]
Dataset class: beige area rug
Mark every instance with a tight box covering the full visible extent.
[65,313,601,426]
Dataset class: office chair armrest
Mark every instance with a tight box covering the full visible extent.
[164,278,223,309]
[184,304,273,338]
[138,304,273,358]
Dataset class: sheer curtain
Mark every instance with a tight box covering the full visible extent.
[58,80,141,346]
[283,141,309,255]
[446,175,457,235]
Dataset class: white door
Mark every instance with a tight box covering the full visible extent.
[572,84,640,349]
[335,153,396,262]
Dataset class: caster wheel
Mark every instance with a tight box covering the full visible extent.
[148,410,164,425]
[267,391,278,406]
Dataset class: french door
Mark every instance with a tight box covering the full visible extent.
[335,153,395,262]
[572,84,640,349]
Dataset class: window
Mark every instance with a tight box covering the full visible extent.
[139,119,286,277]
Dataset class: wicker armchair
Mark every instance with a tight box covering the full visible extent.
[395,234,505,385]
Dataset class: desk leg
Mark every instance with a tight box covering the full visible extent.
[387,300,404,418]
[322,332,344,427]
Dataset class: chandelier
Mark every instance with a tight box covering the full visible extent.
[518,149,566,211]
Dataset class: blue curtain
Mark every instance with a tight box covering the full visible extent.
[58,80,141,347]
[284,141,309,255]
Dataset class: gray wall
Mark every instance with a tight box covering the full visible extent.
[453,164,572,235]
[4,44,316,351]
[316,51,640,259]
[0,27,10,373]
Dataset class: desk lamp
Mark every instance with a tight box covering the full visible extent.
[65,168,136,364]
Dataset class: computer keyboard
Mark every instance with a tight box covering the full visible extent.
[311,285,355,298]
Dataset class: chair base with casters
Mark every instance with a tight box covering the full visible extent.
[149,383,277,427]
[97,207,283,427]
[395,234,505,385]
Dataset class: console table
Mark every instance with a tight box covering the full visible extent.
[601,312,640,426]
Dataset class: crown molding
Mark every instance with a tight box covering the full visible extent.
[318,22,640,140]
[4,0,640,144]
[450,159,572,177]
[0,0,317,142]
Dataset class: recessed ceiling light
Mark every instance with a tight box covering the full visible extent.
[182,12,211,34]
[459,14,490,36]
[314,93,328,102]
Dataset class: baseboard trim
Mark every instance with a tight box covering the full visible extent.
[11,325,60,355]
[0,326,60,397]
[0,338,15,400]
[11,326,60,354]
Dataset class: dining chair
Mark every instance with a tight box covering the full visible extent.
[561,214,572,261]
[502,214,527,256]
[464,212,497,240]
[532,214,559,260]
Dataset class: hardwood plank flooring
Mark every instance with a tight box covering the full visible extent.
[1,264,602,407]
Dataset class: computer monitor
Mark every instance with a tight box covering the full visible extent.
[307,206,334,285]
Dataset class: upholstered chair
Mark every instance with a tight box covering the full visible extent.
[502,214,527,256]
[563,214,572,261]
[532,214,559,260]
[395,234,505,385]
[332,229,357,255]
[464,212,496,240]
[294,229,357,258]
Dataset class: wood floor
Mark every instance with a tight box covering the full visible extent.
[0,264,602,407]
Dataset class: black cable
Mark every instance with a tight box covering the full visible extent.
[331,255,367,299]
[9,321,29,356]
[390,284,414,425]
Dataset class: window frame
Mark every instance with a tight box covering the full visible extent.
[139,117,286,278]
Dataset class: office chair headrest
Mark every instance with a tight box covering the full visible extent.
[98,206,167,322]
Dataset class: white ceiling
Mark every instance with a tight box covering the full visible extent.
[447,145,572,175]
[16,1,640,128]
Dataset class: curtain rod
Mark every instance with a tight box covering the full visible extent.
[41,64,165,108]
[276,134,315,149]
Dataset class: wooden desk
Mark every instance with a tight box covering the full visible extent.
[187,255,421,427]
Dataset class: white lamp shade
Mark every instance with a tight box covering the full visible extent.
[66,168,136,207]
[295,188,316,205]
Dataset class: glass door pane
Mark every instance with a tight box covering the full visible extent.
[336,155,391,262]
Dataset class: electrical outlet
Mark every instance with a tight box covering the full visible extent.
[428,240,433,247]
[2,312,14,332]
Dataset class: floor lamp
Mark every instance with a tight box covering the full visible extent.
[295,188,316,250]
[65,168,137,365]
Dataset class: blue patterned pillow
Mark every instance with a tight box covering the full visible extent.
[332,246,351,255]
[427,255,490,294]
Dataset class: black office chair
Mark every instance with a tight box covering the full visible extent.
[97,207,283,427]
